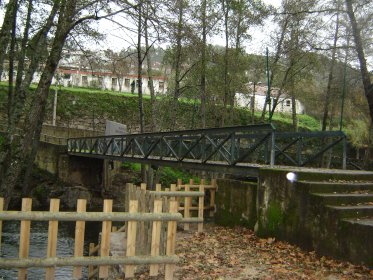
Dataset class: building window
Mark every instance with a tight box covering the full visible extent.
[82,76,88,87]
[125,78,130,88]
[98,77,103,87]
[159,81,164,91]
[112,78,118,88]
[286,100,291,107]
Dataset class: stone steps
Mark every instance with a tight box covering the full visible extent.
[339,218,373,266]
[298,181,373,193]
[326,205,373,219]
[343,217,373,227]
[295,169,373,182]
[303,175,373,267]
[311,193,373,206]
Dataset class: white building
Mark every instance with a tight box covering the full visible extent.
[54,68,167,95]
[235,84,305,114]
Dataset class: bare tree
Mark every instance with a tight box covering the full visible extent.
[345,0,373,125]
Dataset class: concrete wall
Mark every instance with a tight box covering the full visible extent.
[255,168,313,248]
[35,142,66,175]
[35,143,104,188]
[215,179,257,228]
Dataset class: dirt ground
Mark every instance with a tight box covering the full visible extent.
[136,223,373,280]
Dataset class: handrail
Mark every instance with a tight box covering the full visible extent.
[67,125,348,170]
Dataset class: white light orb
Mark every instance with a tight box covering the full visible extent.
[286,172,297,182]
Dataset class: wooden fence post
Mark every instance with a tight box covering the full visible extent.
[0,197,3,251]
[184,184,190,231]
[125,200,138,278]
[210,179,217,217]
[88,243,95,278]
[156,184,161,192]
[177,179,182,191]
[170,184,176,201]
[46,199,60,280]
[165,200,178,280]
[73,199,87,279]
[198,184,204,233]
[99,199,113,278]
[149,200,162,276]
[18,198,32,280]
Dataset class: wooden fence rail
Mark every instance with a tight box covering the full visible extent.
[0,197,180,280]
[177,178,217,217]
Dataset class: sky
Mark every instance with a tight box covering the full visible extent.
[94,0,283,55]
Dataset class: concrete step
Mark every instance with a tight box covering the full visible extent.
[311,193,373,206]
[326,205,373,219]
[298,181,373,193]
[339,218,373,267]
[342,217,373,227]
[294,169,373,182]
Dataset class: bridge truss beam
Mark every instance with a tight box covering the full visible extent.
[67,124,347,175]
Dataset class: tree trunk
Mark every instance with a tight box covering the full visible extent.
[0,0,18,80]
[0,0,78,208]
[137,3,144,133]
[291,96,298,131]
[251,82,256,124]
[200,0,207,128]
[345,0,373,124]
[170,0,184,130]
[221,0,229,127]
[144,5,156,132]
[260,16,289,121]
[322,2,339,131]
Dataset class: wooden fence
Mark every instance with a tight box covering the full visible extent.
[177,178,217,218]
[0,197,181,280]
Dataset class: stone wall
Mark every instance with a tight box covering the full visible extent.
[35,142,66,175]
[215,179,257,228]
[255,168,313,248]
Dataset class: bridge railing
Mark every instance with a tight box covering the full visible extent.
[68,124,276,166]
[67,125,347,170]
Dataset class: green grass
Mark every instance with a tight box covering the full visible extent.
[121,162,199,187]
[0,83,321,132]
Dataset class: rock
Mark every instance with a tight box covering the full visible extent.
[59,186,92,209]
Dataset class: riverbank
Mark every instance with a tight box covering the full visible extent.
[134,224,373,279]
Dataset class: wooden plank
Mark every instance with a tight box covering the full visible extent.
[155,183,161,191]
[184,184,190,231]
[125,200,138,278]
[73,199,87,279]
[88,243,95,278]
[0,197,3,251]
[141,183,147,191]
[170,184,177,201]
[198,185,204,232]
[149,200,162,276]
[99,199,113,278]
[210,179,217,217]
[0,211,181,222]
[46,199,60,280]
[177,179,182,191]
[165,201,178,280]
[18,198,32,280]
[0,255,179,268]
[178,185,216,190]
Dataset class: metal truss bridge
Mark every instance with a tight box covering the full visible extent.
[67,124,349,176]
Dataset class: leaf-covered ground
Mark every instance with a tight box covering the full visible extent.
[136,224,373,279]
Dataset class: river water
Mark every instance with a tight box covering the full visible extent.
[0,220,101,280]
